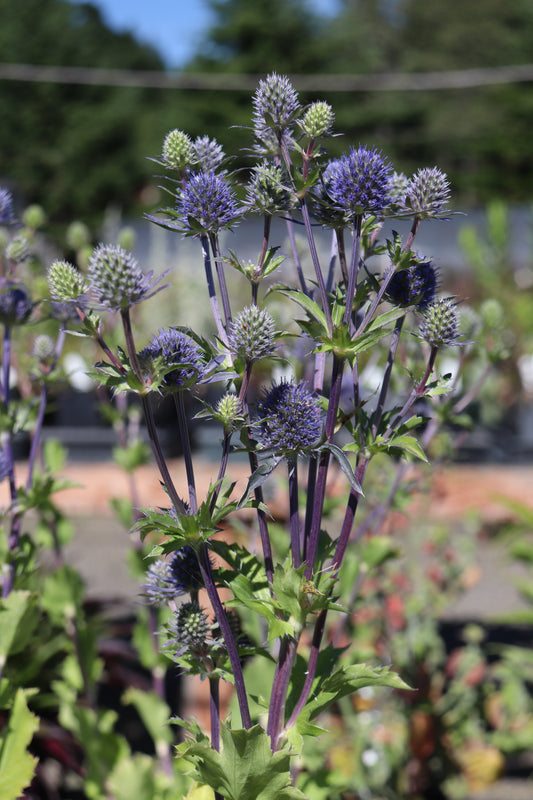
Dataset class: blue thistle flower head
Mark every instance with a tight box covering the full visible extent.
[256,379,322,456]
[169,545,203,595]
[0,282,32,325]
[138,327,207,393]
[88,244,166,312]
[141,558,176,606]
[406,167,451,218]
[252,73,300,155]
[0,188,15,226]
[177,170,241,235]
[327,145,393,218]
[420,298,460,348]
[192,135,225,173]
[310,159,349,228]
[386,257,439,310]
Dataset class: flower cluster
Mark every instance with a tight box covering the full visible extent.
[252,73,300,155]
[228,305,276,362]
[0,188,15,226]
[138,327,206,392]
[256,379,322,455]
[88,245,163,312]
[162,129,193,170]
[192,135,225,173]
[47,260,89,303]
[300,101,334,139]
[406,167,451,218]
[386,258,438,310]
[0,282,32,325]
[420,298,460,348]
[177,171,241,235]
[327,145,393,218]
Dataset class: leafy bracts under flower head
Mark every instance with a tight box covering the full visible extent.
[406,167,451,218]
[88,244,164,311]
[177,171,241,235]
[246,162,292,216]
[162,129,193,170]
[0,282,32,325]
[228,305,276,362]
[328,145,393,218]
[256,379,322,456]
[192,135,225,173]
[138,327,206,392]
[48,260,89,302]
[386,257,438,310]
[420,298,459,348]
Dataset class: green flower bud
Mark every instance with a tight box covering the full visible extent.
[47,260,89,302]
[216,393,242,430]
[117,226,136,252]
[5,235,30,263]
[176,601,209,650]
[162,129,193,170]
[33,334,55,363]
[420,298,459,348]
[228,305,276,361]
[301,101,334,138]
[66,221,91,251]
[22,204,47,230]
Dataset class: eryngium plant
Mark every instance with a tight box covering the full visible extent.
[46,73,472,798]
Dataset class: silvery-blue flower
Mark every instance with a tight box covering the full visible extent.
[406,167,451,218]
[88,244,165,311]
[0,282,32,325]
[138,327,207,392]
[177,170,241,235]
[386,258,438,310]
[252,73,300,155]
[256,379,322,456]
[327,145,393,218]
[192,135,225,173]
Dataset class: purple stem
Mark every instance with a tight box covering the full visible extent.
[198,543,251,729]
[285,213,309,296]
[200,235,229,345]
[304,354,345,579]
[342,215,362,327]
[288,458,301,568]
[174,393,197,513]
[208,232,232,328]
[267,635,298,751]
[386,345,439,436]
[300,201,333,334]
[209,676,221,753]
[371,316,405,437]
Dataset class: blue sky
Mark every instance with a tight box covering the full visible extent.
[71,0,339,67]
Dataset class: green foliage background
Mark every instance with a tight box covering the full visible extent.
[1,0,533,224]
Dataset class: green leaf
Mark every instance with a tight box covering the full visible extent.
[305,663,411,720]
[183,724,308,800]
[275,288,328,331]
[0,591,38,660]
[0,689,39,800]
[122,687,172,748]
[385,433,428,462]
[107,754,158,800]
[40,566,85,625]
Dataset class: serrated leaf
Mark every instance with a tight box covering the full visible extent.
[0,591,38,660]
[107,754,157,800]
[386,433,428,462]
[183,724,308,800]
[306,663,411,720]
[0,689,39,800]
[40,566,85,625]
